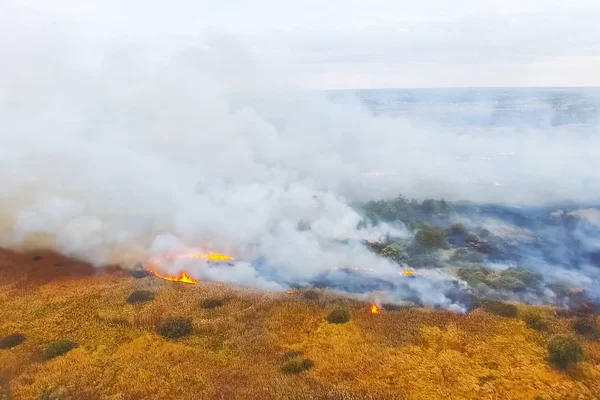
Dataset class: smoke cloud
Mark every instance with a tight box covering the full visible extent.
[1,3,599,310]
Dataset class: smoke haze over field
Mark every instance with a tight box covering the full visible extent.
[1,2,600,309]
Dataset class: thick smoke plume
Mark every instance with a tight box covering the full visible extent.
[1,3,599,310]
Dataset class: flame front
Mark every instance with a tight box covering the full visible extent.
[144,251,233,285]
[371,304,380,314]
[146,269,198,284]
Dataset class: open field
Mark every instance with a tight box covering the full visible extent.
[1,249,599,400]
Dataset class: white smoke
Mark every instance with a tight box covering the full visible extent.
[1,3,599,309]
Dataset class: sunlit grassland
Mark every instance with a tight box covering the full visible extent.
[1,250,599,400]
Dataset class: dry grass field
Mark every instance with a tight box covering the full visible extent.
[1,249,599,400]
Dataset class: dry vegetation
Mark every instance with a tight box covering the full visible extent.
[1,250,600,399]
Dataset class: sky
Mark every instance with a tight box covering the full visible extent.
[9,0,600,89]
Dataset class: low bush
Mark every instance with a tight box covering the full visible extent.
[282,350,304,361]
[126,290,155,304]
[0,333,26,349]
[547,334,583,370]
[280,358,315,374]
[327,309,351,324]
[302,290,320,301]
[43,340,77,360]
[521,310,550,331]
[200,298,224,309]
[157,317,193,340]
[37,387,65,400]
[301,359,314,370]
[457,264,491,287]
[573,317,598,336]
[482,301,518,318]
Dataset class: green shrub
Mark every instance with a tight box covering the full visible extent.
[547,334,583,369]
[43,340,77,360]
[302,290,320,301]
[280,359,305,374]
[457,264,491,287]
[573,317,597,336]
[0,333,26,349]
[415,226,447,248]
[482,301,518,318]
[458,265,541,293]
[157,317,193,340]
[489,274,527,292]
[327,309,351,324]
[200,298,224,309]
[37,387,65,400]
[380,243,408,264]
[126,290,155,304]
[280,358,315,374]
[522,310,550,331]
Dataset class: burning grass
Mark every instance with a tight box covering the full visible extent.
[1,249,600,399]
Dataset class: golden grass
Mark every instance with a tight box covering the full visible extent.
[0,249,599,399]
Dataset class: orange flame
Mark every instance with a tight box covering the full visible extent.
[371,304,380,314]
[285,290,293,295]
[147,269,198,284]
[403,269,414,275]
[144,251,233,285]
